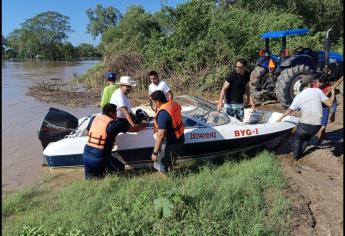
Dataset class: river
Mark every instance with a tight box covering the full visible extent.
[2,60,100,191]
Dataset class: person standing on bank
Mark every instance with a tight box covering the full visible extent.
[311,79,337,144]
[83,103,126,179]
[148,71,173,111]
[110,76,147,132]
[277,75,335,161]
[97,71,120,108]
[148,71,173,100]
[150,90,185,175]
[217,59,256,121]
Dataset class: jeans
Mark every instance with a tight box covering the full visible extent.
[154,142,184,174]
[83,153,106,179]
[321,99,337,127]
[83,145,124,179]
[292,122,321,160]
[224,103,245,121]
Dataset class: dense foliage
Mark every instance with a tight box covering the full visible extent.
[78,0,343,92]
[86,4,122,39]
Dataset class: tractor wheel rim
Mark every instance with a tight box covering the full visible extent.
[292,78,303,97]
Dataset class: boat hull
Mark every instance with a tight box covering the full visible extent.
[44,129,291,168]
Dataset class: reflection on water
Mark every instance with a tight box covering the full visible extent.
[2,60,100,191]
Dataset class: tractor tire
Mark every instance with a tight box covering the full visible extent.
[249,66,270,102]
[275,65,313,107]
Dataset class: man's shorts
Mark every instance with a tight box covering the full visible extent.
[154,142,184,174]
[224,103,244,121]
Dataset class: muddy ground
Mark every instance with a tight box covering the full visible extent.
[275,94,343,236]
[28,86,343,236]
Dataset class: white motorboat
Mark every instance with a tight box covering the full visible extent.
[38,96,299,168]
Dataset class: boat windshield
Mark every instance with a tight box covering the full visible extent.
[175,96,230,126]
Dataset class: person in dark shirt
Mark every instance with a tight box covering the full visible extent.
[150,90,185,176]
[83,103,128,179]
[217,59,256,121]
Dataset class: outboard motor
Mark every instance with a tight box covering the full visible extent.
[38,107,79,149]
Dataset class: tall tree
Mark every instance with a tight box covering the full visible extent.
[86,4,121,39]
[19,11,73,60]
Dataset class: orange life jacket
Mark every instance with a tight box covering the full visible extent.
[87,115,114,149]
[154,100,184,139]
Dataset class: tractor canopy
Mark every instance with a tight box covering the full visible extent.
[261,28,309,39]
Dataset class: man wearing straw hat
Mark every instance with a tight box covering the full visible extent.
[110,76,147,132]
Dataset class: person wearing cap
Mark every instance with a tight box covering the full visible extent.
[311,79,337,144]
[148,71,173,101]
[109,76,147,132]
[97,71,120,108]
[83,103,126,179]
[217,59,256,121]
[277,75,335,161]
[150,90,185,176]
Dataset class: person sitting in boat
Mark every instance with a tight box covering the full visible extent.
[109,76,147,132]
[97,71,120,108]
[311,79,337,144]
[148,71,173,110]
[277,75,335,161]
[150,90,185,176]
[217,58,256,121]
[83,103,126,179]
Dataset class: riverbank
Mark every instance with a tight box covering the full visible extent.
[11,82,345,235]
[2,151,290,235]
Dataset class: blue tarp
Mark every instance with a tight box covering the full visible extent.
[261,29,309,39]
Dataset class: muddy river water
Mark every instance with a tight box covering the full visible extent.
[2,61,100,191]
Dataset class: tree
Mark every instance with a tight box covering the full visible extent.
[62,42,77,60]
[2,35,7,56]
[19,11,73,60]
[76,43,98,57]
[86,4,121,39]
[103,6,161,48]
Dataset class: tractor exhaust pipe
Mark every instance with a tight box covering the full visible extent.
[324,28,332,66]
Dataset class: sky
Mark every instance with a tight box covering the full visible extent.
[2,0,187,46]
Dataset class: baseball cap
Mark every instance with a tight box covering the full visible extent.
[105,71,117,80]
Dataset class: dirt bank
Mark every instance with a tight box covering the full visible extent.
[27,85,343,235]
[27,82,148,107]
[275,94,343,236]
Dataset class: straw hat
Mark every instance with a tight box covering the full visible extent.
[117,76,137,87]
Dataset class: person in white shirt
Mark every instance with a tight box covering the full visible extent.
[110,76,146,132]
[277,75,335,161]
[148,71,173,100]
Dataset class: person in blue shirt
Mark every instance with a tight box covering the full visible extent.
[151,90,185,175]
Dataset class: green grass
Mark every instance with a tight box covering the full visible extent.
[2,151,291,236]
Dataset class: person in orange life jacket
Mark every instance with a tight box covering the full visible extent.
[151,90,185,175]
[109,76,147,133]
[83,103,126,179]
[311,79,337,144]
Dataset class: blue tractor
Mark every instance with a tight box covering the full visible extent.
[250,28,343,107]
